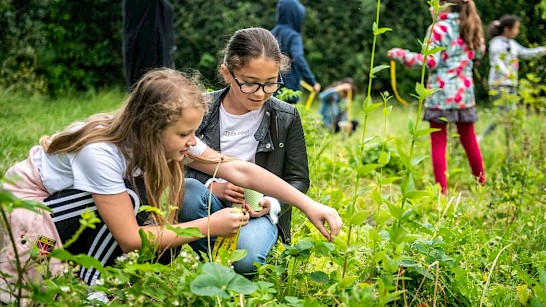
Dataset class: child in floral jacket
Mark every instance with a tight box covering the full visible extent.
[388,0,486,194]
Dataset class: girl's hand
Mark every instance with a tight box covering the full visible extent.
[387,48,404,59]
[313,82,321,93]
[303,202,343,241]
[208,207,249,237]
[211,181,245,205]
[243,198,271,218]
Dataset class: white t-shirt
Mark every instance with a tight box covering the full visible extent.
[35,139,207,195]
[219,103,264,163]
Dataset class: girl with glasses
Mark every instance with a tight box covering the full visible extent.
[184,27,312,275]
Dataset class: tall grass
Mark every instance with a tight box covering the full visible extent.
[0,89,127,174]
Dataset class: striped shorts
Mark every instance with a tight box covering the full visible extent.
[44,183,147,285]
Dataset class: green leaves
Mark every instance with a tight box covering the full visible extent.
[372,22,392,36]
[50,249,106,275]
[190,263,256,298]
[164,224,204,239]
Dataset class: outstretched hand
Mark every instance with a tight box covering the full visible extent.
[211,181,245,205]
[304,202,343,241]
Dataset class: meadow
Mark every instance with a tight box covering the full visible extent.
[1,86,545,306]
[1,0,546,304]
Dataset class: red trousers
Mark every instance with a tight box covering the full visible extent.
[429,122,485,194]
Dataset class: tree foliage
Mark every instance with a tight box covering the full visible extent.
[0,0,544,97]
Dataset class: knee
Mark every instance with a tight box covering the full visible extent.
[180,179,211,221]
[185,178,208,194]
[233,253,265,274]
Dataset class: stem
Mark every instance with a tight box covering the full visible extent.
[0,207,23,306]
[433,260,440,307]
[286,258,299,297]
[479,243,513,307]
[341,225,352,278]
[410,260,439,305]
[358,0,382,281]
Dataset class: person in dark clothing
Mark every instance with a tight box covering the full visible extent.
[122,0,176,89]
[271,0,320,104]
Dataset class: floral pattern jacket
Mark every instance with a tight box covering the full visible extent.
[389,12,485,111]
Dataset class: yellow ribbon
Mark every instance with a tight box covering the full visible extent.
[300,80,317,109]
[390,59,409,105]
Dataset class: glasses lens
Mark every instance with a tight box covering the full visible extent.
[240,83,260,94]
[264,83,281,94]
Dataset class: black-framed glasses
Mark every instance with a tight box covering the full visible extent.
[229,71,283,94]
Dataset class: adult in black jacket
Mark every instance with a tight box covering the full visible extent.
[122,0,175,89]
[184,28,310,274]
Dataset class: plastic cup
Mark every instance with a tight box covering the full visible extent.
[244,189,263,211]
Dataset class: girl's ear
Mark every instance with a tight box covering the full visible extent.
[220,64,230,83]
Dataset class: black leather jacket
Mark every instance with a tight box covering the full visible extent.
[186,87,310,244]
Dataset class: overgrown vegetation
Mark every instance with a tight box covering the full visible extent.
[1,0,545,98]
[1,0,546,306]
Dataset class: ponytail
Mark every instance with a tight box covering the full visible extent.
[487,15,519,39]
[456,0,484,50]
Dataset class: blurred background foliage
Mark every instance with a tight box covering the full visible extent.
[1,0,545,100]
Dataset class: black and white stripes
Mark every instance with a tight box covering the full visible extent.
[44,188,141,285]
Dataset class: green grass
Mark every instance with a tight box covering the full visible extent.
[0,89,127,174]
[1,88,545,305]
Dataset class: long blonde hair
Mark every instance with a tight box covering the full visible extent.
[40,68,208,224]
[444,0,484,50]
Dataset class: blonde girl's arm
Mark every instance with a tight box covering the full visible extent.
[93,192,248,253]
[187,147,343,241]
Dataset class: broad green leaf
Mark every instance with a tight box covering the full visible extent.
[378,151,391,165]
[408,119,415,136]
[190,263,245,298]
[349,211,369,226]
[339,276,358,289]
[405,191,430,199]
[295,240,314,251]
[190,275,230,298]
[371,65,390,75]
[415,82,427,98]
[411,155,428,166]
[414,127,441,138]
[309,271,329,284]
[379,176,401,185]
[386,202,403,220]
[369,228,382,243]
[255,281,276,293]
[396,145,411,170]
[50,249,106,274]
[539,268,546,286]
[165,224,204,238]
[374,27,392,35]
[364,102,382,113]
[363,95,372,109]
[371,190,383,205]
[358,164,382,176]
[227,274,257,294]
[428,46,445,55]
